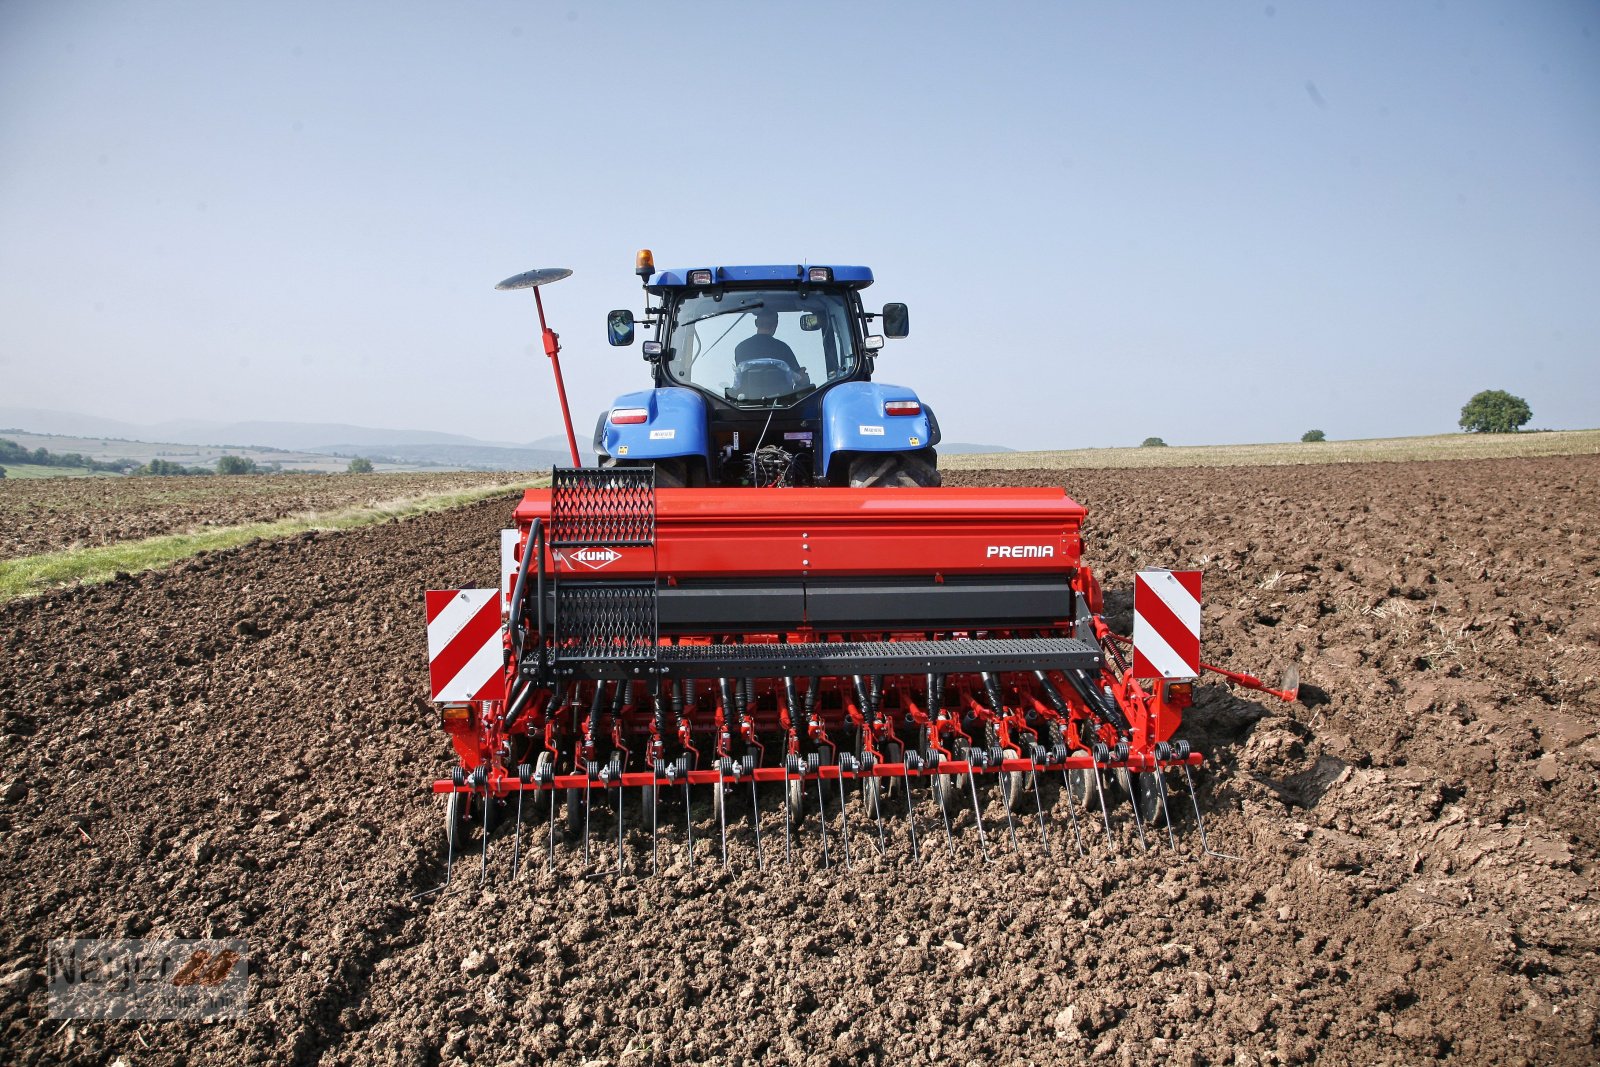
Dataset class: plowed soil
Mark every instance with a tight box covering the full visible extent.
[2,456,1597,1065]
[0,472,523,560]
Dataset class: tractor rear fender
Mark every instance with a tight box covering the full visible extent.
[818,381,939,479]
[595,388,710,468]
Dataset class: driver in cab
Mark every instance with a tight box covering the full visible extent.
[734,310,802,372]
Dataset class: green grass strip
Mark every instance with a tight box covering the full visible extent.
[0,481,537,604]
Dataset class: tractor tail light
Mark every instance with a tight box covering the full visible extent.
[1164,682,1194,707]
[885,401,922,416]
[611,407,649,425]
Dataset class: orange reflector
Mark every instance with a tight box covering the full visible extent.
[611,407,649,425]
[1165,682,1193,702]
[441,704,471,722]
[885,401,922,416]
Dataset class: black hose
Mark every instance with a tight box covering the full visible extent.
[507,519,541,662]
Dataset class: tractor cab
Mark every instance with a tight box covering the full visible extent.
[601,253,938,488]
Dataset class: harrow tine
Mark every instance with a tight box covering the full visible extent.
[869,768,887,860]
[1059,768,1086,858]
[745,756,764,872]
[1153,750,1178,852]
[902,754,922,864]
[650,762,661,877]
[478,775,492,887]
[1092,753,1118,860]
[1181,758,1240,861]
[717,759,729,871]
[510,788,525,879]
[1125,770,1149,854]
[836,755,853,871]
[782,759,793,866]
[932,758,955,857]
[1029,748,1051,859]
[583,762,595,869]
[682,770,695,871]
[816,773,830,870]
[510,764,530,880]
[413,771,467,899]
[547,784,557,873]
[966,753,992,864]
[615,777,626,876]
[998,757,1022,862]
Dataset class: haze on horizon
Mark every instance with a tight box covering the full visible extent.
[2,2,1596,453]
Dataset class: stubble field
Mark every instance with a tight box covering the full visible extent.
[1,455,1597,1065]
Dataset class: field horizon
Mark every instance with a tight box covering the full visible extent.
[941,428,1600,470]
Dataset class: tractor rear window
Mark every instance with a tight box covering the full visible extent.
[662,288,857,404]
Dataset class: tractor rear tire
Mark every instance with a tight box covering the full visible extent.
[847,449,941,488]
[602,456,691,488]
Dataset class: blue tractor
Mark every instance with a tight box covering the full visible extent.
[597,251,941,488]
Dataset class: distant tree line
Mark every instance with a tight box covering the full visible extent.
[0,438,137,474]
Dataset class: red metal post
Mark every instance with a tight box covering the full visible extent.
[533,286,582,468]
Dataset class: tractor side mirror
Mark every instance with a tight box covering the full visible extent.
[881,303,909,338]
[607,310,635,346]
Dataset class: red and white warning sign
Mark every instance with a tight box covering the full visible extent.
[425,589,507,702]
[1132,569,1202,680]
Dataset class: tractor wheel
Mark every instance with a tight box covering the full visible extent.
[444,790,472,853]
[998,747,1024,812]
[602,456,692,488]
[1067,749,1100,812]
[847,449,941,488]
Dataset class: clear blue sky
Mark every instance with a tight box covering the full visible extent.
[2,1,1596,449]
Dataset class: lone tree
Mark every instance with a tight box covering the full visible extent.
[1459,390,1531,434]
[1301,429,1326,442]
[216,454,257,475]
[346,456,374,474]
[1140,437,1168,448]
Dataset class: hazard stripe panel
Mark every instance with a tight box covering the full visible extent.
[1132,569,1201,680]
[425,589,507,702]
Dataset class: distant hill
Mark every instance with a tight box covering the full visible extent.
[940,442,1016,454]
[0,406,545,453]
[0,406,1017,469]
[313,443,570,471]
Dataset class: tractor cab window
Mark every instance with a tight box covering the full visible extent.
[661,288,857,405]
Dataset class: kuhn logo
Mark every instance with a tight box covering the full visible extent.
[986,545,1055,559]
[563,547,623,570]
